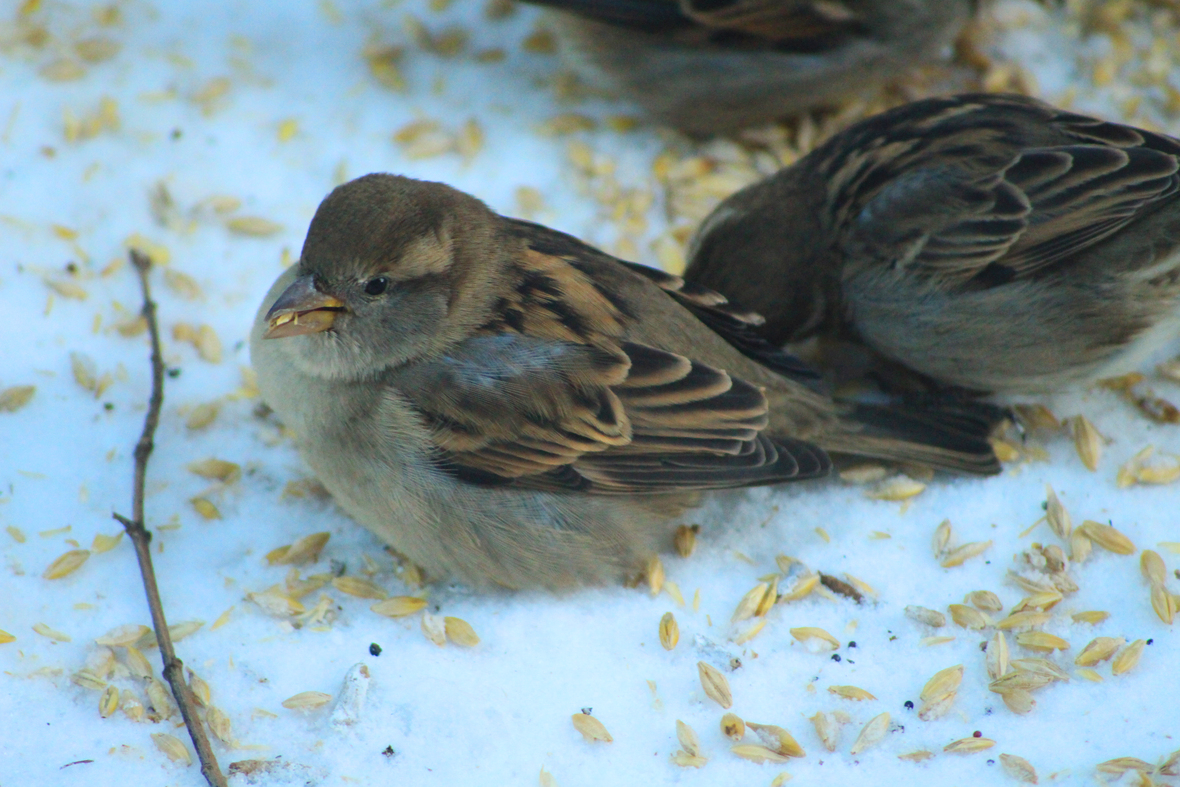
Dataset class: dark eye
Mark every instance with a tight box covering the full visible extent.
[363,276,389,296]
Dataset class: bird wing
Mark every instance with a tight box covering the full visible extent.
[834,95,1180,289]
[388,231,831,494]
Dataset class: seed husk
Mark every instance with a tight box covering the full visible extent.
[370,596,427,618]
[99,685,119,718]
[865,475,925,501]
[1044,485,1072,539]
[940,540,993,568]
[989,671,1053,694]
[421,611,446,646]
[676,719,701,757]
[920,665,964,702]
[72,670,108,691]
[32,623,71,642]
[206,705,233,744]
[673,524,697,557]
[332,576,388,600]
[949,603,989,630]
[986,631,1010,680]
[789,626,839,650]
[747,722,804,758]
[1014,631,1069,652]
[898,750,935,762]
[124,645,153,680]
[810,711,838,752]
[698,661,732,709]
[828,685,876,701]
[1141,550,1167,586]
[659,612,679,650]
[186,458,241,484]
[1074,637,1124,667]
[1077,521,1135,555]
[918,692,957,722]
[1000,688,1035,715]
[905,605,946,628]
[999,753,1038,783]
[965,590,1004,612]
[944,737,996,754]
[1070,415,1103,470]
[444,616,480,647]
[849,712,890,755]
[996,611,1051,630]
[281,691,332,710]
[721,712,745,741]
[731,744,790,764]
[731,618,766,645]
[1069,531,1092,563]
[1075,668,1103,682]
[1111,639,1146,676]
[1151,584,1176,624]
[271,532,331,566]
[151,732,192,765]
[932,519,952,557]
[732,583,769,624]
[0,385,35,412]
[1010,658,1069,683]
[1011,591,1063,613]
[145,677,175,719]
[645,555,665,596]
[1095,757,1154,775]
[42,549,91,579]
[670,750,707,768]
[96,624,151,647]
[1071,610,1109,625]
[571,712,612,743]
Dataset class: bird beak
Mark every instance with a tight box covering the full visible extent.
[263,275,346,339]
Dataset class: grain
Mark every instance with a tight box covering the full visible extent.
[444,617,480,647]
[940,540,993,568]
[571,712,612,743]
[332,576,388,600]
[673,524,697,557]
[965,590,1004,612]
[828,685,876,701]
[944,737,996,754]
[1111,639,1146,675]
[949,604,989,630]
[747,722,805,758]
[151,733,191,765]
[281,691,332,710]
[0,385,36,412]
[721,713,745,741]
[1044,485,1072,540]
[905,605,946,628]
[1070,415,1103,470]
[789,627,839,650]
[697,661,732,709]
[1074,637,1124,667]
[1014,632,1069,652]
[1077,521,1135,555]
[849,712,890,755]
[999,753,1038,783]
[371,596,427,618]
[42,549,90,579]
[659,612,678,650]
[1141,550,1167,586]
[987,631,1010,680]
[730,744,790,764]
[811,711,838,752]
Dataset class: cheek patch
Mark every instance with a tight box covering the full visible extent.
[393,228,454,279]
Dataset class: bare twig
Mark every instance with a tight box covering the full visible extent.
[113,249,227,787]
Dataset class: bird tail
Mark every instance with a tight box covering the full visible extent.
[818,401,1005,476]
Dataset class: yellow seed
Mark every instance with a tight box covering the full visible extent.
[698,661,733,709]
[1011,590,1063,613]
[90,532,123,553]
[190,497,221,520]
[789,626,840,650]
[571,712,612,743]
[331,576,388,600]
[227,216,282,236]
[1071,415,1103,470]
[1000,688,1036,715]
[99,684,119,718]
[646,555,665,596]
[944,737,996,754]
[370,596,427,618]
[866,475,925,501]
[1071,610,1109,625]
[721,712,745,741]
[999,753,1038,783]
[1141,550,1167,585]
[778,574,818,603]
[920,665,964,703]
[964,590,1004,612]
[95,624,150,647]
[905,605,946,627]
[72,669,108,691]
[990,438,1021,462]
[921,635,956,646]
[1070,531,1092,563]
[987,631,1010,681]
[124,645,153,680]
[145,677,174,719]
[932,519,952,556]
[1075,637,1125,667]
[444,616,480,647]
[731,582,769,624]
[663,580,685,608]
[151,732,191,765]
[1075,667,1103,682]
[167,620,204,643]
[186,458,241,483]
[420,611,446,646]
[1011,658,1069,683]
[6,526,26,543]
[163,269,202,300]
[940,540,993,568]
[186,402,220,430]
[659,612,678,651]
[949,604,988,630]
[1096,757,1155,775]
[675,719,701,757]
[1077,521,1135,555]
[42,549,90,579]
[281,691,332,710]
[1014,631,1069,652]
[206,705,233,744]
[33,623,71,642]
[277,118,298,142]
[810,711,838,752]
[1044,485,1072,539]
[188,671,211,706]
[1111,639,1146,676]
[995,611,1051,630]
[0,385,36,413]
[840,464,888,484]
[731,744,790,764]
[747,722,805,758]
[0,630,15,644]
[1151,584,1176,625]
[246,587,305,617]
[849,712,890,755]
[673,524,697,557]
[827,685,876,701]
[989,670,1053,694]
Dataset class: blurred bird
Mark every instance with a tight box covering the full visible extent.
[251,174,998,589]
[521,0,976,135]
[685,93,1180,394]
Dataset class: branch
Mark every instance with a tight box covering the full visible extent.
[113,249,227,787]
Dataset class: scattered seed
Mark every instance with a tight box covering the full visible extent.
[658,612,679,651]
[1044,485,1072,540]
[811,711,838,752]
[828,685,876,701]
[1014,631,1069,652]
[731,744,790,764]
[673,524,697,557]
[1070,531,1092,563]
[1070,415,1103,470]
[444,616,480,647]
[331,576,388,600]
[949,604,989,630]
[905,605,946,628]
[698,661,733,709]
[227,216,282,236]
[99,684,119,718]
[151,732,191,765]
[866,475,925,501]
[944,737,996,754]
[789,626,840,650]
[996,611,1051,630]
[1141,550,1167,586]
[1076,521,1135,555]
[421,611,446,646]
[124,645,153,680]
[186,402,219,430]
[370,596,427,618]
[0,385,36,412]
[849,712,890,755]
[571,712,612,743]
[965,590,1004,612]
[898,750,936,762]
[0,630,15,644]
[207,705,233,744]
[747,722,805,758]
[731,582,769,624]
[33,623,70,642]
[1111,639,1146,676]
[920,665,964,703]
[721,712,745,741]
[941,540,993,568]
[1096,757,1154,776]
[186,458,241,484]
[91,532,123,553]
[1071,610,1109,625]
[42,549,90,579]
[1151,583,1176,624]
[933,519,952,556]
[999,753,1038,783]
[1000,688,1035,715]
[145,677,175,719]
[1074,636,1125,667]
[987,631,1010,680]
[281,691,332,710]
[645,555,665,596]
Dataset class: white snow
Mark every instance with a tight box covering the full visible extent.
[1,1,1177,785]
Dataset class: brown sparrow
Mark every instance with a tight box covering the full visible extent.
[522,0,975,135]
[251,174,999,589]
[685,93,1180,394]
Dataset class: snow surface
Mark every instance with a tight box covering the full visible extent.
[1,1,1177,785]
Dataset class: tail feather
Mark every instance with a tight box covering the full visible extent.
[818,401,1005,476]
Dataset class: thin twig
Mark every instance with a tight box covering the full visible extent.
[113,249,227,787]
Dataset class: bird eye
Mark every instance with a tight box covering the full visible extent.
[363,276,389,296]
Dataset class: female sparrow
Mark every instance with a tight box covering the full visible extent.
[251,174,998,589]
[685,93,1180,394]
[522,0,975,135]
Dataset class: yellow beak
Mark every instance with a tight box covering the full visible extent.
[263,275,346,339]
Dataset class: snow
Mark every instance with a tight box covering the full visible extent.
[1,1,1177,785]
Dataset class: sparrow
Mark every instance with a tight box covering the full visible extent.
[251,174,999,590]
[521,0,975,135]
[684,93,1180,394]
